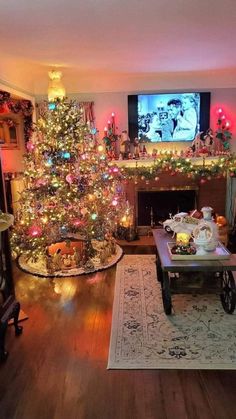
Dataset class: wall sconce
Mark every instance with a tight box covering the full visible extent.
[48,70,66,102]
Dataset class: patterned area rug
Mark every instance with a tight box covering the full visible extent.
[108,255,236,369]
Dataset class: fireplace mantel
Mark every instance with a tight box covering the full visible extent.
[113,155,225,169]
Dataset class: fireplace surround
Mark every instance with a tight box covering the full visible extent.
[137,187,198,227]
[124,173,227,233]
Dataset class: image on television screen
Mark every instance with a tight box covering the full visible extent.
[138,93,201,142]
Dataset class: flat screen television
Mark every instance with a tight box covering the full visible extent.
[128,92,211,143]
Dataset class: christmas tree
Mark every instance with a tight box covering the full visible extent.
[12,99,124,273]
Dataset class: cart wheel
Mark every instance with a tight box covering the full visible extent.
[164,226,173,234]
[162,288,172,315]
[220,271,236,314]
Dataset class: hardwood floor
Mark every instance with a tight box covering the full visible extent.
[0,247,236,419]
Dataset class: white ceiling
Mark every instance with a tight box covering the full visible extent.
[1,0,236,94]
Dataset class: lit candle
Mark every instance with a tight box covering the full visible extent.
[104,127,108,137]
[111,112,115,134]
[176,232,190,246]
[107,120,111,130]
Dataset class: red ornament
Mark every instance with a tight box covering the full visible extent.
[28,225,43,238]
[26,141,35,152]
[200,178,207,184]
[66,174,74,184]
[36,178,47,187]
[72,218,83,227]
[0,103,10,114]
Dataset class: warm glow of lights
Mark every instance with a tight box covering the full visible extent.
[88,194,95,201]
[48,70,66,101]
[97,144,104,152]
[53,279,77,302]
[176,232,191,246]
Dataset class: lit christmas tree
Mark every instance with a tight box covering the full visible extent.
[12,99,124,275]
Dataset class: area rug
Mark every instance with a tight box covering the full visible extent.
[108,255,236,369]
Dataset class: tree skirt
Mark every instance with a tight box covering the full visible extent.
[17,244,123,278]
[108,255,236,369]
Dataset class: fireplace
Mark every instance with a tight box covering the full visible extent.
[137,187,198,227]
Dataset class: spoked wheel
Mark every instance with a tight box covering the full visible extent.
[220,271,236,314]
[164,226,173,234]
[161,288,172,315]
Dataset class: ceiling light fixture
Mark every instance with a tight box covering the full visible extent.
[48,70,66,102]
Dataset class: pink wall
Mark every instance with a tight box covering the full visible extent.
[2,86,235,174]
[66,87,236,152]
[0,84,35,173]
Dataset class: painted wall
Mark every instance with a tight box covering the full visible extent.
[2,84,235,168]
[66,87,236,226]
[0,82,36,173]
[61,88,236,152]
[2,82,236,224]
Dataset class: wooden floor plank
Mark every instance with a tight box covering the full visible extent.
[0,250,236,419]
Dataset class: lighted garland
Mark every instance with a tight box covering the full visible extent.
[118,155,236,183]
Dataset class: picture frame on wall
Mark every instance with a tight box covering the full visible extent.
[0,114,22,149]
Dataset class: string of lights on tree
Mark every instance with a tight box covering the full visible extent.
[11,99,126,269]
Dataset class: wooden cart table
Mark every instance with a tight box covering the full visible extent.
[153,229,236,315]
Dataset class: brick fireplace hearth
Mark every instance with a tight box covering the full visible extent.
[124,173,227,229]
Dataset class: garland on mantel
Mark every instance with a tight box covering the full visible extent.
[117,154,236,184]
